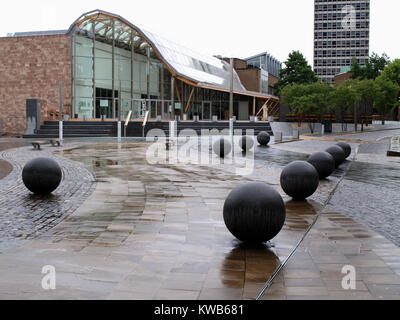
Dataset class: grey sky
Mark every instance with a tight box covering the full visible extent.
[0,0,399,66]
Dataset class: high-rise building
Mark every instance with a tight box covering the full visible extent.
[314,0,370,82]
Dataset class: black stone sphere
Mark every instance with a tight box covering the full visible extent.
[257,131,271,146]
[239,136,254,151]
[213,138,232,158]
[223,182,286,243]
[22,158,62,195]
[336,142,352,159]
[280,161,319,201]
[325,145,346,168]
[307,152,336,179]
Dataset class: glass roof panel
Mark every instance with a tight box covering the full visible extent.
[142,29,245,91]
[72,10,248,92]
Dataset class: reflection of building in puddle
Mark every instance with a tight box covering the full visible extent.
[220,243,281,294]
[284,200,321,231]
[93,159,119,168]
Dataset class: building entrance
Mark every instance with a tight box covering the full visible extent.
[95,88,119,119]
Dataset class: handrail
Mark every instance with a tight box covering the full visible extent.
[123,110,132,138]
[142,111,150,128]
[142,110,150,138]
[125,110,132,127]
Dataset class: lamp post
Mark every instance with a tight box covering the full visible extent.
[59,80,63,142]
[229,57,234,120]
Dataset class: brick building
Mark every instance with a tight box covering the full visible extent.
[0,33,71,135]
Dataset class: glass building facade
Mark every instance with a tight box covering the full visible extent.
[70,10,278,121]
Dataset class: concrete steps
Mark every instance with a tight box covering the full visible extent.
[24,121,117,139]
[24,121,273,138]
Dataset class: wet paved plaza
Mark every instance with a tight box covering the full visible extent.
[0,132,399,300]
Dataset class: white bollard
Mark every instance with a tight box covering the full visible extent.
[117,121,122,142]
[169,121,177,140]
[59,121,63,142]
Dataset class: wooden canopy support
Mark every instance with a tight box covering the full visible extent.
[256,99,270,121]
[175,82,182,104]
[185,88,195,113]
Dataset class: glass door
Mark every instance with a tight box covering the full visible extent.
[131,99,147,119]
[202,101,212,121]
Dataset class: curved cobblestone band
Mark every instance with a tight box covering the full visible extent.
[0,145,96,253]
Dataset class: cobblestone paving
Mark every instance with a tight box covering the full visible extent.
[327,179,400,247]
[0,144,96,253]
[260,132,400,300]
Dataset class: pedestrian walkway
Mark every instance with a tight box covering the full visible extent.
[0,138,398,300]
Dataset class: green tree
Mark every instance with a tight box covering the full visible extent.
[351,53,391,80]
[275,51,318,93]
[374,78,399,124]
[329,83,361,130]
[348,79,378,120]
[281,82,333,133]
[379,59,400,87]
[378,59,400,120]
[350,57,363,79]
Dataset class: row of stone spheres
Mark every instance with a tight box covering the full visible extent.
[222,132,352,244]
[21,136,351,245]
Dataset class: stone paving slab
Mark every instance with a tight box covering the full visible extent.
[262,209,400,300]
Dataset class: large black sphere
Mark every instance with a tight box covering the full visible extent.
[22,158,62,195]
[239,136,254,151]
[307,152,336,179]
[257,131,271,146]
[213,138,232,158]
[280,161,319,201]
[336,142,352,159]
[325,145,346,168]
[223,182,286,243]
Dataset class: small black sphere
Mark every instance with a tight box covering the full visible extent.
[223,182,286,243]
[336,142,351,159]
[325,145,346,168]
[257,131,271,146]
[22,158,62,195]
[213,138,232,158]
[307,152,336,179]
[239,136,254,151]
[280,161,319,201]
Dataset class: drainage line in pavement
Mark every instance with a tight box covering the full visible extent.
[256,147,358,300]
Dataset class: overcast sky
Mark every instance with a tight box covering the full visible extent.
[1,0,399,66]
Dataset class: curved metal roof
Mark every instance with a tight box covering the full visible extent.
[69,9,278,101]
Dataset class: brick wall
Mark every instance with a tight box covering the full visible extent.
[236,69,261,92]
[334,72,353,87]
[0,34,71,135]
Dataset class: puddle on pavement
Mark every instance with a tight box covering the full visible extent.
[255,146,309,167]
